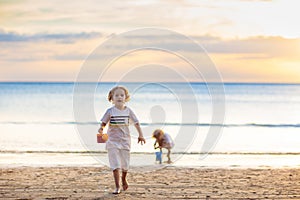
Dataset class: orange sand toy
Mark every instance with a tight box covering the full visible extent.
[97,133,108,143]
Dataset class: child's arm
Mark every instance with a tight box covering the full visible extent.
[134,123,146,145]
[154,140,161,149]
[154,140,158,149]
[98,122,106,134]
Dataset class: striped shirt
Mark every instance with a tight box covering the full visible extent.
[110,115,130,126]
[101,106,139,150]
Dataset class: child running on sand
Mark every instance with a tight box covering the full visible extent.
[98,86,146,194]
[153,129,174,164]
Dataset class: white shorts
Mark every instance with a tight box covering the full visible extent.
[107,148,130,171]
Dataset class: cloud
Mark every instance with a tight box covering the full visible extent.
[1,0,299,39]
[81,32,300,60]
[1,30,299,63]
[0,30,101,43]
[198,36,300,59]
[0,29,299,83]
[0,31,101,63]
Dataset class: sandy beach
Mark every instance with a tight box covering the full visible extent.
[1,166,300,199]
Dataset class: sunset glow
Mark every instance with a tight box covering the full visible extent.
[0,0,299,83]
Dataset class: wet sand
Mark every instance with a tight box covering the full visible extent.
[1,166,300,199]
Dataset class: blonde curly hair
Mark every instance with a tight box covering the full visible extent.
[108,86,130,102]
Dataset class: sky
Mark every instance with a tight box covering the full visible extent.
[0,0,299,83]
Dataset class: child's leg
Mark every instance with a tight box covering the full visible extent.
[120,149,130,191]
[108,148,122,194]
[167,148,171,163]
[122,170,128,191]
[113,169,121,194]
[159,148,162,164]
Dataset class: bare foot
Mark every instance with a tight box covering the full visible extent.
[122,178,128,191]
[112,188,121,194]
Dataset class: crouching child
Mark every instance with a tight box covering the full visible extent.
[152,129,174,164]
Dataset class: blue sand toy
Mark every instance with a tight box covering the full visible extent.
[155,150,162,164]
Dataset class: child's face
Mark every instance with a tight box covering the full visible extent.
[112,88,126,106]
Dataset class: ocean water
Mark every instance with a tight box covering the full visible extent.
[0,82,300,168]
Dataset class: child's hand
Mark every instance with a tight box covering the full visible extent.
[98,123,106,134]
[138,137,146,145]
